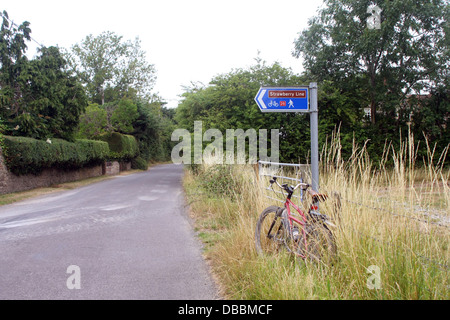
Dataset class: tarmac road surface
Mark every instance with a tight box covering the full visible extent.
[0,164,220,300]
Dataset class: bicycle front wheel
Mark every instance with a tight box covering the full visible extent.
[255,206,287,255]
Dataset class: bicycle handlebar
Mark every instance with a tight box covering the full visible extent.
[270,177,327,203]
[270,177,310,194]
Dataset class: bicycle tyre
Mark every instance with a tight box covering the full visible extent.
[255,206,287,255]
[299,223,337,263]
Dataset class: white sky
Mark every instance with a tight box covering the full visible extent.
[2,0,324,108]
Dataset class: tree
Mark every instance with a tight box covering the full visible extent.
[411,87,450,158]
[77,103,108,139]
[293,0,449,124]
[69,31,157,104]
[0,11,87,140]
[110,98,138,134]
[24,46,87,140]
[131,98,175,162]
[0,10,31,122]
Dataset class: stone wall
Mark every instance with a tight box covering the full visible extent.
[0,146,133,195]
[0,148,8,194]
[120,161,131,172]
[103,161,120,176]
[0,146,103,195]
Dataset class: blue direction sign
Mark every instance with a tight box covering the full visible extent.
[255,87,309,113]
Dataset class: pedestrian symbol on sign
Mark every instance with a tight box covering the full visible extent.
[288,100,294,108]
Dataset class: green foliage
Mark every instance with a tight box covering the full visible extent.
[77,103,108,139]
[77,97,174,162]
[69,31,156,104]
[289,0,449,164]
[132,99,176,162]
[317,80,367,158]
[0,11,31,124]
[0,12,87,141]
[198,165,241,197]
[0,116,5,148]
[75,139,110,165]
[96,132,139,161]
[131,156,148,171]
[411,87,450,159]
[0,116,5,133]
[110,98,138,134]
[293,0,448,124]
[1,135,109,175]
[66,30,173,163]
[20,46,87,141]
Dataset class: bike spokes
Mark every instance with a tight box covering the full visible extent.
[258,212,285,254]
[300,224,336,263]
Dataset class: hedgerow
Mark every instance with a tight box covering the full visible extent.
[1,136,109,175]
[95,132,139,161]
[131,156,148,171]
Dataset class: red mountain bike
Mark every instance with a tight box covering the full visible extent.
[255,177,337,263]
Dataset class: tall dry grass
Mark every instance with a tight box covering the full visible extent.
[184,133,449,300]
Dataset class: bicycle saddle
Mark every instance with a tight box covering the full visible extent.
[308,189,328,202]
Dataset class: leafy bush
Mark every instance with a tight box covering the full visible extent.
[110,99,139,134]
[76,139,110,164]
[1,43,88,141]
[1,136,109,175]
[77,103,108,139]
[199,165,241,197]
[0,117,5,146]
[95,132,139,161]
[0,117,5,134]
[187,163,202,175]
[131,156,148,171]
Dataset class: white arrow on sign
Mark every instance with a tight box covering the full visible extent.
[257,89,267,109]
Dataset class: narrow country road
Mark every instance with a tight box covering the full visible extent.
[0,164,219,300]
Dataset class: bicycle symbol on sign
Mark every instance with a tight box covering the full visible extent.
[268,100,279,108]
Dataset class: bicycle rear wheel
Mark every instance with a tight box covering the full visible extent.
[255,206,287,255]
[299,223,336,263]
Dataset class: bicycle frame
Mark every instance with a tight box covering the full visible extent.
[284,197,309,258]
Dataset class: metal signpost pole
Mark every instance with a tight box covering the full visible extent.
[309,82,319,192]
